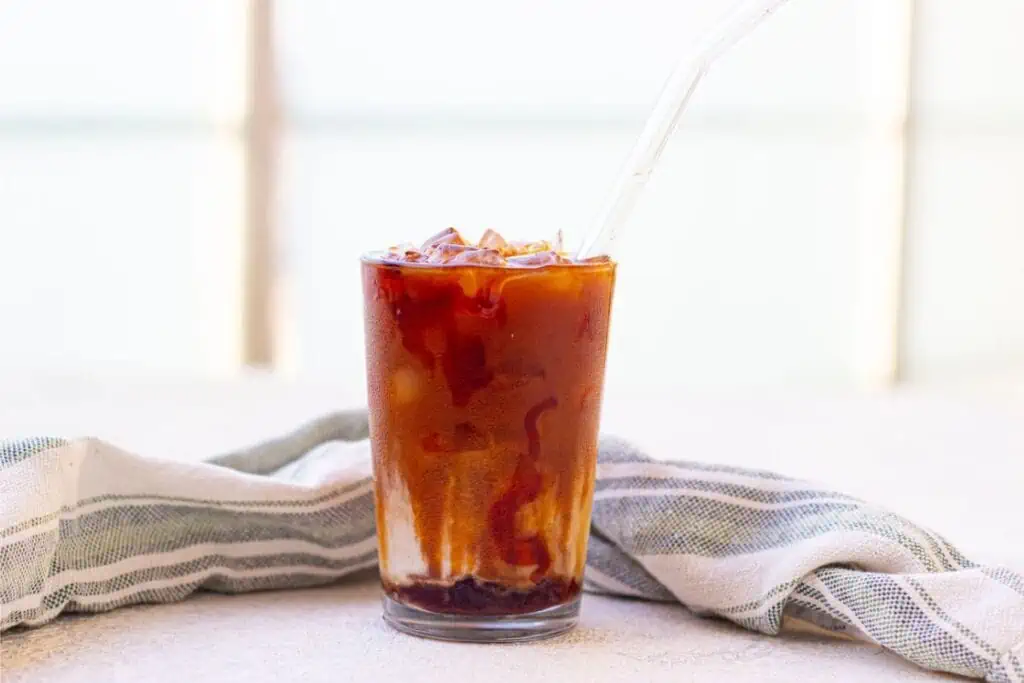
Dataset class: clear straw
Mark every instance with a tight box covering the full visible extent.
[576,0,792,259]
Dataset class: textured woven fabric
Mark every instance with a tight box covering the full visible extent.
[2,412,1023,681]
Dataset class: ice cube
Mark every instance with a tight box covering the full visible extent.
[421,227,466,250]
[450,248,503,267]
[391,366,422,405]
[405,251,427,263]
[425,244,505,266]
[507,251,567,267]
[478,229,508,251]
[386,242,426,263]
[507,240,552,256]
[425,243,475,264]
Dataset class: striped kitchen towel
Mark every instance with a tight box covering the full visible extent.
[2,412,1023,681]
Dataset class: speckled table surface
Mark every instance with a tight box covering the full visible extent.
[3,574,959,683]
[2,376,1021,682]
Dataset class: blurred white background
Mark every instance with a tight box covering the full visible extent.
[1,0,1022,402]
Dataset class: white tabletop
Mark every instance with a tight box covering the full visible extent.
[2,375,1022,682]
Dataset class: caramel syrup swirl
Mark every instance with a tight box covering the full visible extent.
[488,396,558,580]
[378,267,505,407]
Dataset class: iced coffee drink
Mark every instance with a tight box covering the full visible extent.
[362,228,615,641]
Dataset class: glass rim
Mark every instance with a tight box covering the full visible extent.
[360,250,616,271]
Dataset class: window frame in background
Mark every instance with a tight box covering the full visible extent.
[244,0,916,389]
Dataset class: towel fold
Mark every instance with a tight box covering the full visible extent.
[2,412,1023,681]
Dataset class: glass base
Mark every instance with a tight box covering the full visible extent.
[382,594,580,643]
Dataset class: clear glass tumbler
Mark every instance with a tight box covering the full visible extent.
[361,252,615,642]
